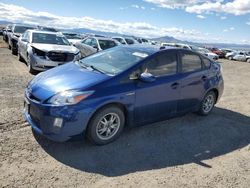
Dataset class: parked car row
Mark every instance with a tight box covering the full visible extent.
[161,42,250,63]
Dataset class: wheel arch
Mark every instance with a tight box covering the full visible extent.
[86,102,129,129]
[207,88,219,103]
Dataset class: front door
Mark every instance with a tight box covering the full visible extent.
[134,50,181,125]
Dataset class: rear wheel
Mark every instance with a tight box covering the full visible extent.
[247,59,250,63]
[87,106,125,145]
[11,47,17,55]
[197,91,216,116]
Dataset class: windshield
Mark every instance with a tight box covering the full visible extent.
[79,46,150,75]
[64,34,82,39]
[14,26,33,33]
[32,33,70,45]
[98,39,118,50]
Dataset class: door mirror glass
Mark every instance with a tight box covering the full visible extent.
[139,72,156,82]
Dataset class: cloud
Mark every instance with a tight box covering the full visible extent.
[186,0,250,15]
[144,0,250,15]
[220,16,227,20]
[223,27,235,32]
[131,4,146,10]
[143,0,208,9]
[197,15,206,19]
[247,21,250,25]
[0,2,246,44]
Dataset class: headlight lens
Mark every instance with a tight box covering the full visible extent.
[47,90,94,106]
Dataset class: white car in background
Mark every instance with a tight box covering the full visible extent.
[161,43,218,60]
[194,47,219,61]
[232,52,250,63]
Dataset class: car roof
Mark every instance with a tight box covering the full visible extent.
[28,30,64,36]
[88,36,116,41]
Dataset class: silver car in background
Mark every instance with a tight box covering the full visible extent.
[8,24,35,54]
[18,30,80,74]
[74,36,119,58]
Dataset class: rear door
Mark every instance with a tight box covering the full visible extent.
[178,50,208,113]
[134,50,181,124]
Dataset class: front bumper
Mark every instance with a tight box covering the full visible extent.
[23,95,93,142]
[29,54,80,71]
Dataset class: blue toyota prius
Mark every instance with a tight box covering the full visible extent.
[24,45,224,145]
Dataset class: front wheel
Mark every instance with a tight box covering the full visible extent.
[197,91,216,116]
[27,55,37,74]
[87,106,125,145]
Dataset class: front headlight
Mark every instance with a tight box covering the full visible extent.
[46,90,94,106]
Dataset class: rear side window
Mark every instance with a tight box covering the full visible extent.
[181,52,202,73]
[143,51,177,77]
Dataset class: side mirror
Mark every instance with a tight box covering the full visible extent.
[139,72,156,83]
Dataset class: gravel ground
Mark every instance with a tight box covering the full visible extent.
[0,37,249,188]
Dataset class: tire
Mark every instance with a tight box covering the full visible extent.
[27,55,37,74]
[11,48,17,55]
[18,52,24,62]
[8,44,11,50]
[228,56,233,60]
[87,106,125,145]
[247,59,250,63]
[197,91,216,116]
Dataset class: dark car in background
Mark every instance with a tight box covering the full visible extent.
[8,24,35,54]
[24,45,224,145]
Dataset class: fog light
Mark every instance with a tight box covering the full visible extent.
[53,118,63,128]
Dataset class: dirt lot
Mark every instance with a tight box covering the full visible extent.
[0,36,249,188]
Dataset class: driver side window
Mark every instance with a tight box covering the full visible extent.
[142,51,178,77]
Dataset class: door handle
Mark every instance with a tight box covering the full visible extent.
[171,82,179,89]
[202,75,207,81]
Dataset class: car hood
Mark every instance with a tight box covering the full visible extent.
[31,43,79,53]
[27,62,109,101]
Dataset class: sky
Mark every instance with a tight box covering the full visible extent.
[0,0,249,44]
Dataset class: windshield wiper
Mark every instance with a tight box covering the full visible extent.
[78,61,105,74]
[89,65,106,74]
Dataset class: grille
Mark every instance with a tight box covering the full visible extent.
[47,52,74,62]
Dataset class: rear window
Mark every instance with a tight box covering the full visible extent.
[32,33,70,45]
[98,40,117,50]
[181,52,202,72]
